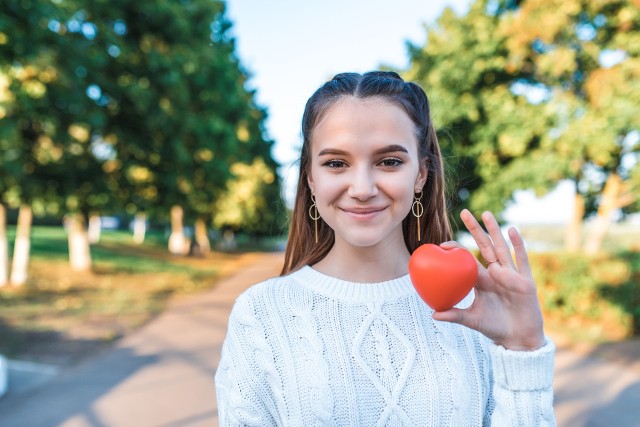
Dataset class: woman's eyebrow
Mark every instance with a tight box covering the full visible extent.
[317,148,348,156]
[317,144,409,156]
[374,144,409,155]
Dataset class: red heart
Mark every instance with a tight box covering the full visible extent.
[409,244,478,312]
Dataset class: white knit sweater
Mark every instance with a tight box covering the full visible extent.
[215,266,556,426]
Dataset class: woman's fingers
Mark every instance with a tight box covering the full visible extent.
[480,211,516,269]
[439,240,464,249]
[432,307,467,325]
[508,227,533,278]
[433,307,487,336]
[459,210,494,263]
[460,209,510,269]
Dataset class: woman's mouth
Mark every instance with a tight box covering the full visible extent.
[340,207,386,220]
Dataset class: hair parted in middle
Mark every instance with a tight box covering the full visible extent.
[281,71,452,275]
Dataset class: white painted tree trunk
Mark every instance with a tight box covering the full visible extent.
[194,218,211,255]
[0,204,8,287]
[67,213,92,272]
[9,205,32,286]
[168,205,188,255]
[132,213,147,245]
[584,173,624,255]
[88,214,101,244]
[564,192,584,252]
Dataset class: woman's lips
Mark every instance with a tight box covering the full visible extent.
[340,207,386,220]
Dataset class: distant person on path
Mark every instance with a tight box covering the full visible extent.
[215,71,556,426]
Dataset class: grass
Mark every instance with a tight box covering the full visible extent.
[0,226,263,365]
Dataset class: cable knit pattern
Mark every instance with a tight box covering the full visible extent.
[283,285,334,426]
[217,294,285,425]
[432,304,471,424]
[215,266,557,426]
[352,303,416,426]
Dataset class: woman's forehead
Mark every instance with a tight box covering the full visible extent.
[310,97,417,152]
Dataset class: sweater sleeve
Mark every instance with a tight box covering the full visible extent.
[484,338,557,426]
[215,291,282,426]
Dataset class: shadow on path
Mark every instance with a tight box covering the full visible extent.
[0,347,158,427]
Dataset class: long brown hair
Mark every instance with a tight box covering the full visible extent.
[281,71,452,275]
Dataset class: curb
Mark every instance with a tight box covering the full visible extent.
[3,359,59,399]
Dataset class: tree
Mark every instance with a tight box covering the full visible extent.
[406,0,639,252]
[405,1,553,232]
[2,1,75,279]
[83,0,280,253]
[0,204,8,287]
[500,0,640,253]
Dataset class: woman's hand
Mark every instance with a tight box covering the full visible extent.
[432,209,545,351]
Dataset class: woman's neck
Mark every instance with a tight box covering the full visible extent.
[312,238,411,283]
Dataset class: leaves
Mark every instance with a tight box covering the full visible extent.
[405,0,639,238]
[0,0,282,234]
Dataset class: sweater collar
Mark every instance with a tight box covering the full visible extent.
[290,265,415,302]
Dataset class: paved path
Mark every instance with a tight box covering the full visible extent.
[0,251,638,426]
[553,343,640,426]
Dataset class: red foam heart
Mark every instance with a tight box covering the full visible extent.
[409,244,478,312]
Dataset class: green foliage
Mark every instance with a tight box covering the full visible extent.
[502,0,640,214]
[213,158,283,235]
[0,0,110,216]
[80,0,282,229]
[405,0,639,228]
[0,0,282,235]
[406,1,554,226]
[531,250,640,342]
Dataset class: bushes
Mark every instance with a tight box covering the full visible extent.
[530,251,640,343]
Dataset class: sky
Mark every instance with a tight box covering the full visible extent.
[224,0,574,224]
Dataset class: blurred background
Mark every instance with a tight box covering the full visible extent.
[0,0,638,425]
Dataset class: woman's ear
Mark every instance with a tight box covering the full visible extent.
[415,158,428,190]
[307,174,314,195]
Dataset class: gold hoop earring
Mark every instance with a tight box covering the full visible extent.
[308,194,320,243]
[412,191,424,241]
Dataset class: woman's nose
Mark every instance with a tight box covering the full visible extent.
[347,167,378,200]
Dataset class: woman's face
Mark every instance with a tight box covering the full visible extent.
[307,96,427,251]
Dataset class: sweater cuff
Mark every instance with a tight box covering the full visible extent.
[490,338,555,391]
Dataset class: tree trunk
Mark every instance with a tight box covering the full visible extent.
[132,213,147,245]
[88,213,101,244]
[564,192,584,252]
[194,217,211,255]
[0,204,8,287]
[168,205,188,255]
[584,173,622,255]
[9,205,32,286]
[67,213,92,271]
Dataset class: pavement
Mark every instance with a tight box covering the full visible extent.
[0,251,638,427]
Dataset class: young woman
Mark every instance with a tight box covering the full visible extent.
[215,71,556,426]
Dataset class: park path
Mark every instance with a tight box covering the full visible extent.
[0,250,638,426]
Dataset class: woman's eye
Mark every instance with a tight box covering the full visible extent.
[323,159,346,168]
[379,158,403,168]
